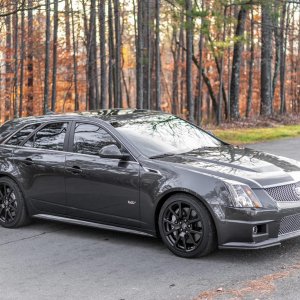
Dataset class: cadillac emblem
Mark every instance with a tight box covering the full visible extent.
[294,185,300,198]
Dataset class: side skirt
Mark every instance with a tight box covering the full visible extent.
[33,214,155,238]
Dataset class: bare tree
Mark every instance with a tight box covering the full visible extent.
[230,6,247,120]
[260,2,273,116]
[217,6,228,125]
[136,0,143,108]
[13,2,19,118]
[27,0,34,116]
[64,0,72,104]
[5,13,12,120]
[19,6,25,117]
[155,0,161,110]
[280,2,288,114]
[108,0,115,108]
[246,2,254,118]
[70,0,79,110]
[186,0,194,122]
[87,0,97,110]
[51,0,59,112]
[43,0,51,114]
[114,0,122,107]
[99,0,107,109]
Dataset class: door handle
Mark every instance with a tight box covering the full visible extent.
[66,166,83,175]
[20,158,34,165]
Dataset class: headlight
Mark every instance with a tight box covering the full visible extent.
[224,182,262,208]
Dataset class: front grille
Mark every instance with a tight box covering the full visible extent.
[279,213,300,236]
[265,182,300,202]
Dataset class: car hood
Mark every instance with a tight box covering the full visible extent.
[155,146,300,188]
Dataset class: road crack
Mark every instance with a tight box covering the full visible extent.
[0,228,66,247]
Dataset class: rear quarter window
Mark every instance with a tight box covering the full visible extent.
[0,121,17,143]
[5,123,41,146]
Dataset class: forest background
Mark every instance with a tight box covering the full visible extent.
[1,0,300,130]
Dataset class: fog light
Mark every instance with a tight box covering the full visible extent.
[253,226,258,234]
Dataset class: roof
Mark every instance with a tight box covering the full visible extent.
[10,109,164,124]
[0,109,166,141]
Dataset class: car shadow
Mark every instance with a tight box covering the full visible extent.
[28,219,300,264]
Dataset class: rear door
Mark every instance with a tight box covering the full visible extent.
[0,123,42,182]
[13,121,71,215]
[65,122,140,227]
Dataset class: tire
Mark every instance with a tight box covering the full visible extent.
[0,177,31,228]
[158,193,217,258]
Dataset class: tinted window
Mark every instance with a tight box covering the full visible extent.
[0,121,17,143]
[112,114,222,157]
[73,123,118,156]
[24,122,68,151]
[5,123,41,146]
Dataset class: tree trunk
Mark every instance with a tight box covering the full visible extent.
[99,0,107,109]
[27,0,34,116]
[114,0,122,108]
[155,0,161,110]
[271,0,281,107]
[207,34,229,119]
[13,4,19,118]
[280,3,287,114]
[260,3,273,116]
[82,0,89,109]
[108,0,115,108]
[179,11,185,115]
[186,0,194,122]
[70,0,79,111]
[5,14,12,121]
[246,3,254,118]
[51,0,59,112]
[19,6,25,117]
[171,26,180,115]
[43,0,51,114]
[87,0,97,110]
[64,0,72,104]
[230,6,247,120]
[136,0,143,108]
[195,0,204,125]
[217,6,227,125]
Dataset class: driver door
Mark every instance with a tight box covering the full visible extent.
[65,122,140,227]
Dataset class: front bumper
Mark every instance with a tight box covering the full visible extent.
[219,230,300,250]
[217,202,300,250]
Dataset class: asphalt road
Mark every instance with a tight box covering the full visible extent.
[1,138,300,300]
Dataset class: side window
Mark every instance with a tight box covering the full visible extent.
[73,123,118,156]
[24,122,68,151]
[5,123,41,146]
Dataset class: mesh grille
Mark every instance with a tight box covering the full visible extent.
[265,182,300,202]
[279,214,300,236]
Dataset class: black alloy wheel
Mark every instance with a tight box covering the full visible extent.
[159,194,217,258]
[0,177,30,228]
[0,183,18,223]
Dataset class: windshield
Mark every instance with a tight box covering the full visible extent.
[111,114,222,157]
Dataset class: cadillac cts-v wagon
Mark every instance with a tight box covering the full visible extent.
[1,109,300,258]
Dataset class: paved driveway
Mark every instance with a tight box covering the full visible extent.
[1,138,300,300]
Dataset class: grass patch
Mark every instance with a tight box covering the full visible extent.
[212,125,300,145]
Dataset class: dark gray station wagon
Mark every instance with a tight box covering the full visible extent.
[1,109,300,257]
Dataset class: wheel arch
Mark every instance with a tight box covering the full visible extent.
[0,172,30,211]
[154,188,218,239]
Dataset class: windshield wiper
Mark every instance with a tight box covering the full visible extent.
[149,153,175,159]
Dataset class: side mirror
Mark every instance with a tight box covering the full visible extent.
[99,144,130,160]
